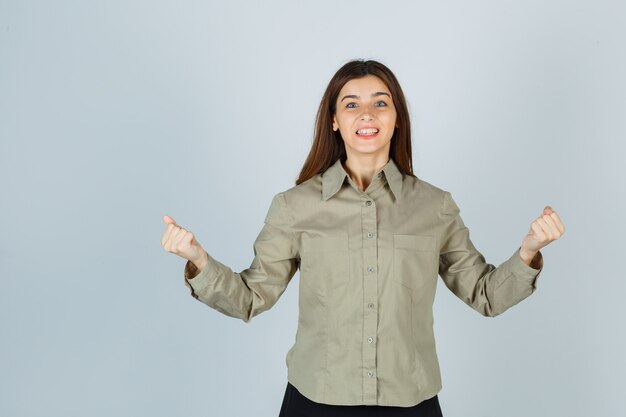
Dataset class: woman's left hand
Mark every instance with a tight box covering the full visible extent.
[520,206,565,258]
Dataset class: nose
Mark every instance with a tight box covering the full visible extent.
[360,109,374,120]
[359,102,377,120]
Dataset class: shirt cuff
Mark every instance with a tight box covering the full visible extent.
[507,246,544,284]
[183,251,220,298]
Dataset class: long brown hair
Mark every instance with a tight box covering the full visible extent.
[295,59,416,186]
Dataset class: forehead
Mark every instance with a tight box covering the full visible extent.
[338,75,391,96]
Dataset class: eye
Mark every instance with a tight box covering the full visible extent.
[375,101,387,107]
[346,102,357,109]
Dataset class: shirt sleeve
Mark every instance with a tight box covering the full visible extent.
[182,191,300,323]
[438,191,544,317]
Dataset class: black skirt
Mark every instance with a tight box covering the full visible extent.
[278,382,444,417]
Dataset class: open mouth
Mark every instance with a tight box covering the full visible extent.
[355,127,379,139]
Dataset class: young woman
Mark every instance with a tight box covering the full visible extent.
[161,59,565,417]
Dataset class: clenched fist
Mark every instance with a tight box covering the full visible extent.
[161,215,209,272]
[519,206,565,266]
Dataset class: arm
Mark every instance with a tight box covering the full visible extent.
[438,192,543,317]
[183,192,299,323]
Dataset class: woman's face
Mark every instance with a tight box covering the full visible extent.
[332,75,398,159]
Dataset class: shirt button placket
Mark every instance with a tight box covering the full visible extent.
[361,197,378,405]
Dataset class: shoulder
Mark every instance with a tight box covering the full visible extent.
[401,175,462,220]
[276,174,323,205]
[413,176,461,218]
[405,175,450,201]
[264,175,322,222]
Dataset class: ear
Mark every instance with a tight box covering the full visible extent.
[332,116,338,132]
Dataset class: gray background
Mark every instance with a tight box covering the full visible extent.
[1,0,624,416]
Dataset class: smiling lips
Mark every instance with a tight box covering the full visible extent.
[356,126,379,139]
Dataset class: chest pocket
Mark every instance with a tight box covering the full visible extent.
[393,234,436,290]
[300,234,350,294]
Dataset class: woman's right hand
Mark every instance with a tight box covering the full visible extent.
[161,215,208,271]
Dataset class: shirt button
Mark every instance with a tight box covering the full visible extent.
[367,232,373,238]
[367,371,374,377]
[368,337,373,343]
[365,200,372,206]
[367,266,374,273]
[368,303,375,309]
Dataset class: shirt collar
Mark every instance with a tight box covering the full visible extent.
[322,157,403,202]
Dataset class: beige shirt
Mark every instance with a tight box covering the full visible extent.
[183,156,544,407]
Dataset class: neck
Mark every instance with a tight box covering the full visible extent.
[342,155,390,192]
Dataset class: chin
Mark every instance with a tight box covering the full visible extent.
[349,141,388,152]
[348,147,385,156]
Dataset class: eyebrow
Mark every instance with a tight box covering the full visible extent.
[340,92,391,102]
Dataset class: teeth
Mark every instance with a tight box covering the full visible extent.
[357,128,379,135]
